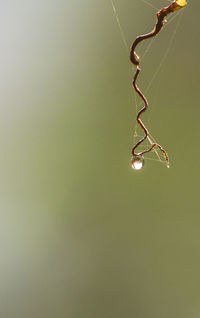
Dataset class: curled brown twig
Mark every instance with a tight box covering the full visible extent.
[130,0,187,169]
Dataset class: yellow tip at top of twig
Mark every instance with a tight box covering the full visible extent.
[173,0,187,10]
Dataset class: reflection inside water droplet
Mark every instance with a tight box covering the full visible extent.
[131,155,144,170]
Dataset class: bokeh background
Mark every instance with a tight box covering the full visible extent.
[0,0,199,317]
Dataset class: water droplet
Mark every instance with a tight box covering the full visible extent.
[131,155,144,170]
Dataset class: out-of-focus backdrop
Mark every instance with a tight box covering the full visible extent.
[0,0,199,317]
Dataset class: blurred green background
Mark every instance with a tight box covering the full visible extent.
[0,0,199,317]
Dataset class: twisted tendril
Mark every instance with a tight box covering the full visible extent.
[130,0,187,169]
